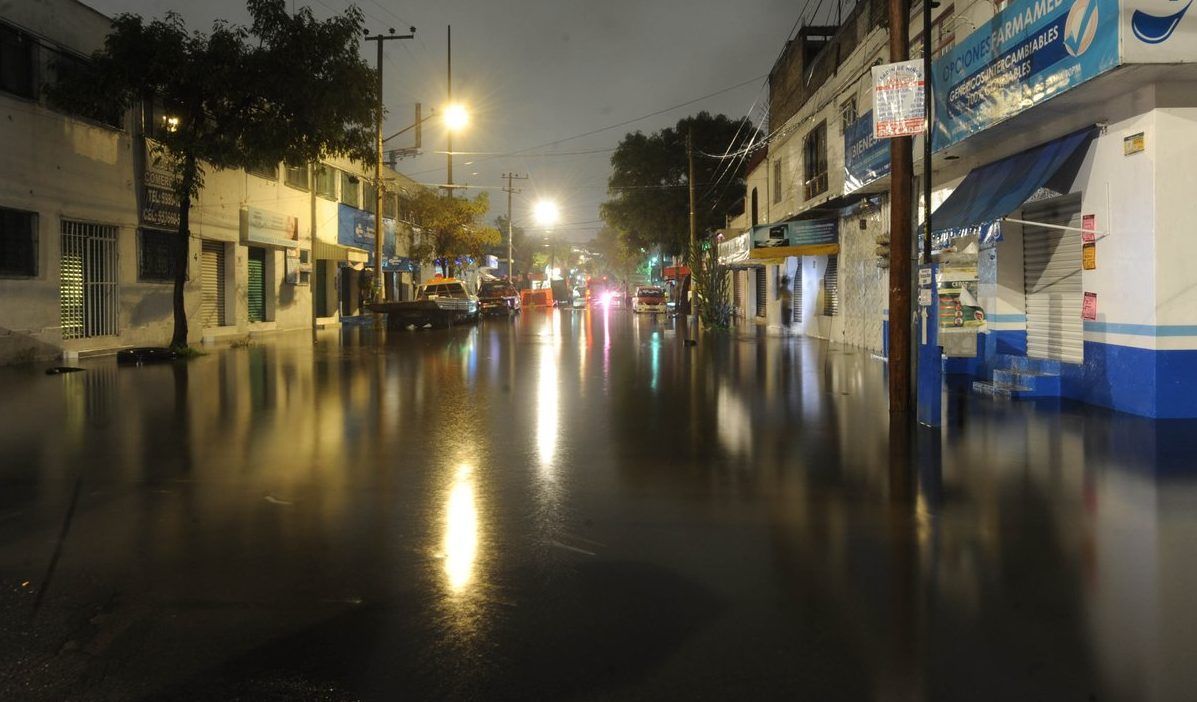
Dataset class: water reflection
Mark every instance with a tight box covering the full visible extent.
[443,464,479,594]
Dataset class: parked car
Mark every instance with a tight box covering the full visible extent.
[367,277,479,328]
[477,280,521,317]
[633,285,667,313]
[570,288,587,309]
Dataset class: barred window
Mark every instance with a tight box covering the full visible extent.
[0,207,37,276]
[822,255,839,317]
[138,228,176,282]
[803,121,828,200]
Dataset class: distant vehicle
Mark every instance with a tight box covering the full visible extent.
[477,280,521,317]
[550,279,570,307]
[633,285,667,313]
[570,288,587,309]
[367,278,479,328]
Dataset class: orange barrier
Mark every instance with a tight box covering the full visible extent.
[520,289,554,307]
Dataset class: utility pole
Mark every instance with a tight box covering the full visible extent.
[922,1,934,263]
[446,25,453,198]
[365,26,415,302]
[502,172,528,281]
[887,0,913,418]
[687,128,697,327]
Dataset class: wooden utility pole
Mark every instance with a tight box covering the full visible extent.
[887,0,913,417]
[687,128,697,326]
[446,26,453,197]
[365,27,415,302]
[502,172,527,280]
[922,0,934,263]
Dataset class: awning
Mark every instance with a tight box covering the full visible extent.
[314,239,369,263]
[749,242,839,260]
[930,127,1097,250]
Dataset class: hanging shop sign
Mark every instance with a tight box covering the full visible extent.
[241,206,299,249]
[873,60,926,138]
[718,230,753,265]
[139,141,181,230]
[750,219,839,260]
[932,0,1120,150]
[844,110,891,194]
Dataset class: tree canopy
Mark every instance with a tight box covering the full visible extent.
[600,112,761,258]
[406,192,502,276]
[48,0,378,348]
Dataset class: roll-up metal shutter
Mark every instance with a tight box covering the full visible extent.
[755,267,767,317]
[793,262,803,323]
[199,241,225,327]
[247,247,266,322]
[733,270,744,317]
[823,255,839,317]
[1023,200,1083,364]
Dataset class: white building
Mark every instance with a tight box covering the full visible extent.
[0,0,428,364]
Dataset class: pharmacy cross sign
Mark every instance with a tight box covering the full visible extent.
[872,60,926,139]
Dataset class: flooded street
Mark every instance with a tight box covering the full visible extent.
[2,308,1196,700]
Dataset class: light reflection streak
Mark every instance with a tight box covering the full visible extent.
[537,347,559,472]
[443,464,479,593]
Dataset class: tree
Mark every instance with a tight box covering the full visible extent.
[48,0,376,349]
[686,238,732,329]
[601,112,761,258]
[494,214,528,277]
[590,226,645,291]
[406,191,501,277]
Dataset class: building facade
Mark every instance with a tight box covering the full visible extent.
[727,0,1197,417]
[0,0,429,364]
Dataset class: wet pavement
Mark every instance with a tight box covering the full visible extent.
[2,308,1196,700]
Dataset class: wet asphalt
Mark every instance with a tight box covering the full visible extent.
[1,307,1196,701]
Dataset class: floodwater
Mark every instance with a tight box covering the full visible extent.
[1,308,1195,700]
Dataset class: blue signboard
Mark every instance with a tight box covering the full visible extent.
[844,110,891,193]
[337,204,415,272]
[932,0,1120,150]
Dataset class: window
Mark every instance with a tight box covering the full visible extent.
[284,164,310,191]
[751,188,759,227]
[339,171,360,207]
[772,159,782,204]
[823,255,839,316]
[0,207,37,276]
[912,4,957,59]
[0,22,35,99]
[383,192,398,220]
[138,228,176,282]
[840,96,858,134]
[362,181,378,212]
[247,161,278,181]
[142,98,185,141]
[803,121,828,200]
[314,164,337,200]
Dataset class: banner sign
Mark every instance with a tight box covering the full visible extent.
[844,110,891,193]
[240,207,298,249]
[337,204,413,271]
[752,219,838,250]
[932,0,1119,150]
[139,141,181,230]
[872,60,926,138]
[718,230,752,265]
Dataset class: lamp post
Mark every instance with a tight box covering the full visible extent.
[533,199,559,290]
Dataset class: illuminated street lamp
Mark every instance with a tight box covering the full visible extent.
[533,199,559,228]
[443,103,469,131]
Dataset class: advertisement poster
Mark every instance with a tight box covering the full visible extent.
[140,142,181,230]
[241,207,298,249]
[872,61,926,138]
[937,257,988,331]
[1083,291,1098,319]
[844,110,891,193]
[1081,213,1096,243]
[932,0,1120,150]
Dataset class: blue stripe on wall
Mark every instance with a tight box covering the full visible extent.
[1084,322,1197,337]
[988,314,1027,323]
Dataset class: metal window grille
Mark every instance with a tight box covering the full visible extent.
[138,228,176,282]
[803,121,829,201]
[772,160,782,204]
[60,220,119,340]
[822,255,839,317]
[755,267,767,317]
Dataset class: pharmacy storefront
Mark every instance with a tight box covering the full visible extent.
[923,0,1197,417]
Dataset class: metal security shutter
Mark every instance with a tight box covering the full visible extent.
[755,267,767,317]
[199,241,225,327]
[247,247,266,322]
[60,220,119,339]
[733,270,744,317]
[823,255,839,316]
[1024,204,1083,364]
[793,262,803,323]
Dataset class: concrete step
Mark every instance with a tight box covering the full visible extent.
[996,354,1062,376]
[993,368,1061,398]
[972,380,1012,399]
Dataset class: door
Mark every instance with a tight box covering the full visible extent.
[247,247,266,322]
[60,220,119,339]
[822,255,839,317]
[755,267,767,318]
[733,270,744,318]
[1023,199,1083,363]
[199,241,226,327]
[314,260,329,317]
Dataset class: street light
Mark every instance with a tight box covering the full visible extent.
[443,103,469,131]
[532,199,559,228]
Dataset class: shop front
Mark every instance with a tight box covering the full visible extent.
[749,218,839,336]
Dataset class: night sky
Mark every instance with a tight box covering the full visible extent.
[84,0,841,241]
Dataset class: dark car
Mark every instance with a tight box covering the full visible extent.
[478,280,521,316]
